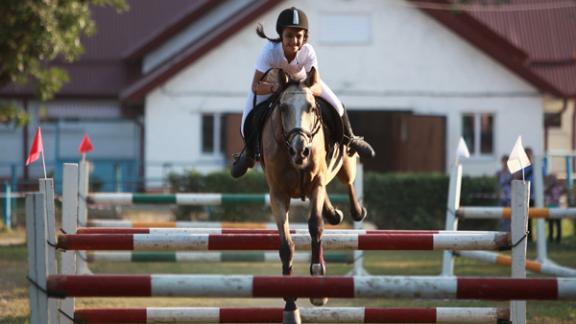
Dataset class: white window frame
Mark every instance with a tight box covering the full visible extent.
[200,113,224,158]
[462,112,495,157]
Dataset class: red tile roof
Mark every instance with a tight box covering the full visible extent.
[414,0,576,97]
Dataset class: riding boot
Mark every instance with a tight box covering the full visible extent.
[342,111,375,158]
[230,136,257,178]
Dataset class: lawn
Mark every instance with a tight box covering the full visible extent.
[1,227,576,323]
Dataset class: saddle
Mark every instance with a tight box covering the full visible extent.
[243,95,344,163]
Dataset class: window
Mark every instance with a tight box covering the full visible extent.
[462,113,494,156]
[201,113,225,155]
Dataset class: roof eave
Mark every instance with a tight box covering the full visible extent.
[120,0,283,104]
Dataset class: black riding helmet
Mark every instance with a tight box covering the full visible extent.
[276,7,308,35]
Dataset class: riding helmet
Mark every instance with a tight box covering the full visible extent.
[276,7,309,35]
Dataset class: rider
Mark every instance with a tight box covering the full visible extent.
[231,7,375,178]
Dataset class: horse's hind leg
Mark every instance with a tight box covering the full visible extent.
[270,192,301,324]
[322,195,344,225]
[338,154,367,222]
[309,184,328,306]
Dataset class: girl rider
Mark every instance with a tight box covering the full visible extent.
[231,7,375,178]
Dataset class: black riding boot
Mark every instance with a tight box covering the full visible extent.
[231,136,257,178]
[342,111,375,158]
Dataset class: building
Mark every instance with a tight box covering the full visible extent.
[1,0,575,190]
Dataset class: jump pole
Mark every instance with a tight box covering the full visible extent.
[87,192,347,206]
[455,251,576,277]
[86,251,355,264]
[456,207,576,219]
[76,227,493,235]
[56,232,512,251]
[73,306,510,323]
[46,274,576,299]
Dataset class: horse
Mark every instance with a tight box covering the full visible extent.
[259,68,367,323]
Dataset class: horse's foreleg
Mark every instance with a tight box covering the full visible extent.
[309,185,328,306]
[270,193,300,324]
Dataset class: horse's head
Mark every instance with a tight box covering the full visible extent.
[277,68,321,169]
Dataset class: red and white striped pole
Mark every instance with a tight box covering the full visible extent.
[47,275,576,300]
[74,306,509,323]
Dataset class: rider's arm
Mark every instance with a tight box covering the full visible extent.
[251,70,277,95]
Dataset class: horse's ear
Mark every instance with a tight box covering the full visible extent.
[277,69,289,87]
[305,67,317,87]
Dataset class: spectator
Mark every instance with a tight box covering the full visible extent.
[496,154,512,231]
[545,173,564,243]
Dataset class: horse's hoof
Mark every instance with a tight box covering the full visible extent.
[309,263,328,306]
[324,208,344,225]
[310,296,329,306]
[283,308,302,324]
[352,206,367,222]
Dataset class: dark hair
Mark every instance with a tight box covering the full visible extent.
[256,24,309,43]
[256,24,281,43]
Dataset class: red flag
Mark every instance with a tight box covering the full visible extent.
[26,128,44,166]
[79,133,94,154]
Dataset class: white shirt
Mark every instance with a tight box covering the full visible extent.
[254,42,318,81]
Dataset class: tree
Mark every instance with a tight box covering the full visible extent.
[0,0,128,126]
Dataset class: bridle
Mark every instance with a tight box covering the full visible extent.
[279,87,323,150]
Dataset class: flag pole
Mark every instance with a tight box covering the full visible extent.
[41,150,47,179]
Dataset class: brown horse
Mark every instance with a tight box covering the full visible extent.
[260,68,366,323]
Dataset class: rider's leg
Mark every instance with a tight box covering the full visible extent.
[319,81,375,158]
[231,92,269,178]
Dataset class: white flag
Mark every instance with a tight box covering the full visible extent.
[456,137,470,161]
[507,136,531,174]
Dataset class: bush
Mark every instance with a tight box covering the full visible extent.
[168,170,500,229]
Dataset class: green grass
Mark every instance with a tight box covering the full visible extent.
[1,229,576,323]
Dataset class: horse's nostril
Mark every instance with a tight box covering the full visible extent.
[302,147,310,157]
[289,147,296,156]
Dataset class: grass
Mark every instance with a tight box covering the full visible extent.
[1,228,576,323]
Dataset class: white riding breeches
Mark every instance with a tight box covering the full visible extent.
[240,80,344,137]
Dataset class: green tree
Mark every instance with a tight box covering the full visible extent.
[0,0,128,126]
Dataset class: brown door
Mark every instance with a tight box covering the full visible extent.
[349,111,445,172]
[397,114,445,172]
